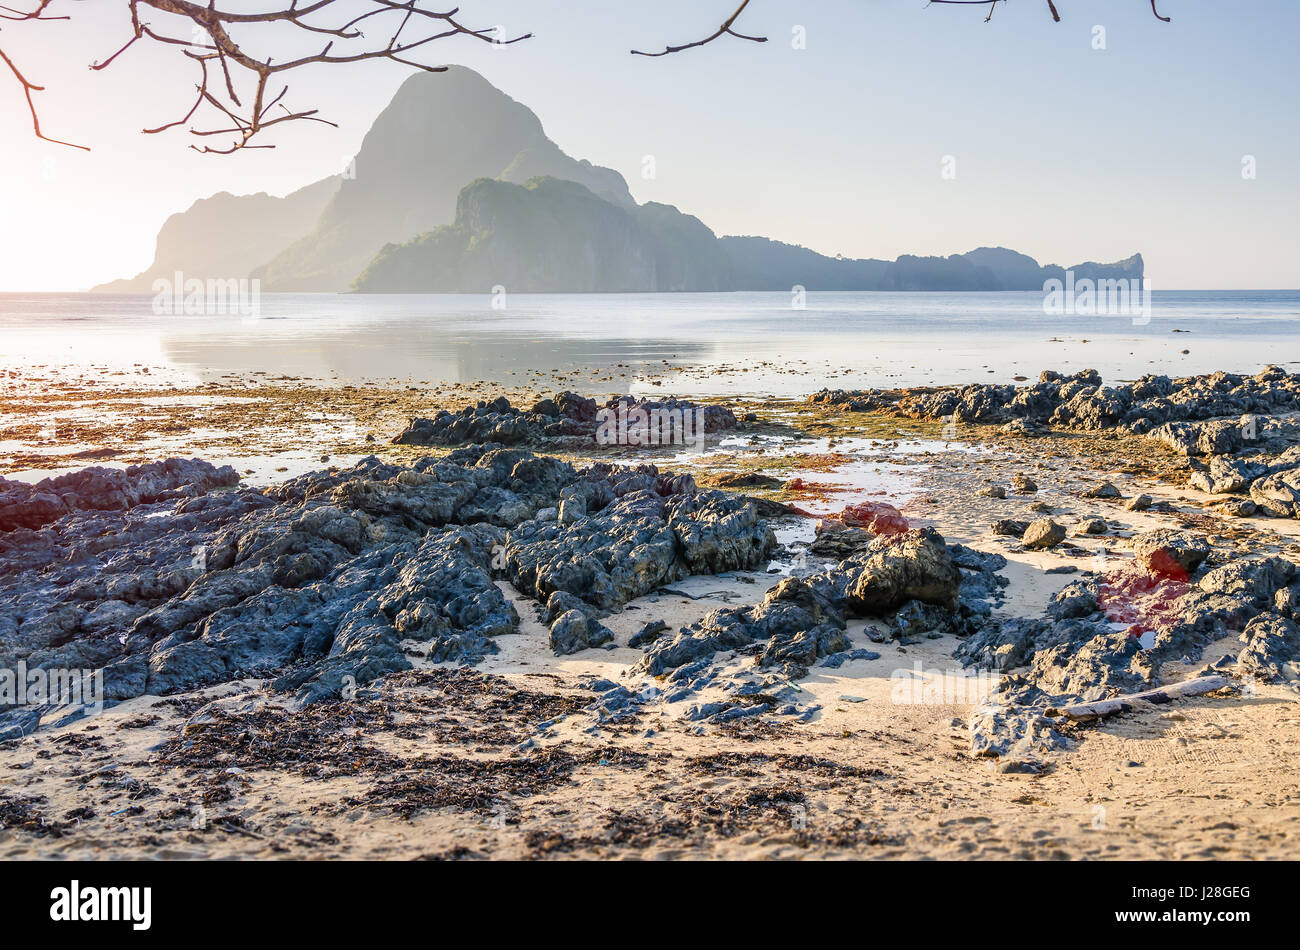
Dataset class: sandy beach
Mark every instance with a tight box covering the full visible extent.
[3,364,1299,860]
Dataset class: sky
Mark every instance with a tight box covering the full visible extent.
[0,0,1296,291]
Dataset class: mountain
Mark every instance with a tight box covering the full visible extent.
[719,240,1142,293]
[1068,254,1145,283]
[95,65,632,294]
[956,246,1060,290]
[354,181,1141,293]
[92,177,339,292]
[718,236,889,290]
[353,177,731,292]
[98,65,1142,295]
[251,67,633,291]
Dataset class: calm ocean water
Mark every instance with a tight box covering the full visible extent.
[1,290,1297,396]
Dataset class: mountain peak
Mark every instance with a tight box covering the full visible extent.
[251,64,633,291]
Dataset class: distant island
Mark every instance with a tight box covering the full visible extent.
[95,66,1141,295]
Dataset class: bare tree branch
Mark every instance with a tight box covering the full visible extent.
[631,0,767,57]
[1,0,530,154]
[927,0,1170,24]
[0,38,87,148]
[1,0,1175,156]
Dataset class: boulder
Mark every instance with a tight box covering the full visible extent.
[1130,529,1211,577]
[1022,519,1066,550]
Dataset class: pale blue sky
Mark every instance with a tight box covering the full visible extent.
[1,0,1295,290]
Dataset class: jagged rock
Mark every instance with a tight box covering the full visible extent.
[1189,455,1268,494]
[956,617,1047,671]
[968,705,1070,758]
[1213,498,1257,518]
[545,590,600,624]
[639,528,983,680]
[808,388,893,412]
[804,368,1300,466]
[1049,581,1099,620]
[0,447,779,726]
[1130,529,1211,576]
[757,623,850,671]
[1078,518,1108,535]
[1151,418,1255,456]
[809,520,873,558]
[1236,614,1300,687]
[1083,481,1121,499]
[394,392,738,448]
[1276,584,1300,622]
[846,529,962,614]
[504,485,775,611]
[1126,494,1153,512]
[1197,557,1295,608]
[1026,629,1147,700]
[549,609,614,655]
[992,519,1028,537]
[1022,519,1066,549]
[0,458,238,532]
[1011,474,1038,494]
[628,619,669,648]
[889,600,958,640]
[1250,466,1300,518]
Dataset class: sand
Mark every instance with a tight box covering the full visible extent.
[3,375,1300,859]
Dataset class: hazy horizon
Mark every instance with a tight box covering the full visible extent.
[1,0,1296,291]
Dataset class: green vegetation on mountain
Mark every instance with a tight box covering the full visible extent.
[353,177,731,292]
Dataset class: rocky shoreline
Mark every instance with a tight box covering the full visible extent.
[812,365,1300,518]
[2,368,1299,858]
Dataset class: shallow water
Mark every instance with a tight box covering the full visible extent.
[2,290,1298,396]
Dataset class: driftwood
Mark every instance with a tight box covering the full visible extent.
[1048,676,1232,722]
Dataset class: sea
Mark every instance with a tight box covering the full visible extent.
[1,290,1297,396]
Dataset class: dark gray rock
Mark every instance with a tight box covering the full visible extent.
[992,519,1028,538]
[1189,455,1268,494]
[1049,581,1099,620]
[0,458,238,532]
[0,446,780,724]
[549,609,614,655]
[846,528,962,614]
[955,617,1047,672]
[1251,466,1300,518]
[820,648,882,668]
[1236,614,1300,687]
[394,392,739,449]
[639,527,973,681]
[1130,529,1211,576]
[1197,557,1296,609]
[628,619,669,648]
